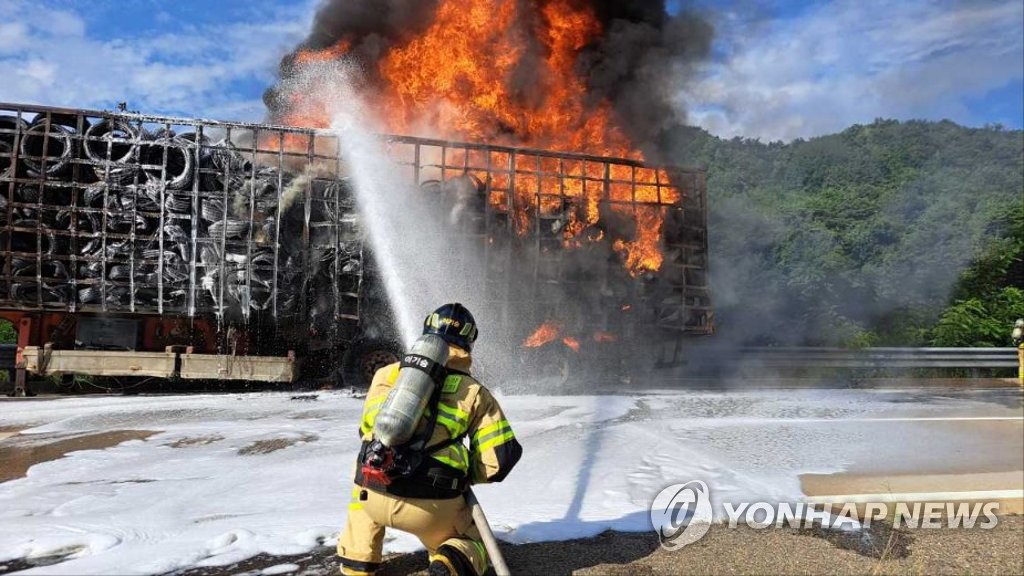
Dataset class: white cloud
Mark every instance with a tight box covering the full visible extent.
[0,0,316,121]
[18,58,56,84]
[682,0,1024,141]
[46,8,86,37]
[0,22,30,54]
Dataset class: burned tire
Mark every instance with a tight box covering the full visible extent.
[340,338,402,389]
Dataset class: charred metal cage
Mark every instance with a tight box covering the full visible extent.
[385,140,714,341]
[0,102,364,348]
[1,102,711,350]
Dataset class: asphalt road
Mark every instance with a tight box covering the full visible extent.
[0,383,1021,575]
[796,387,1023,515]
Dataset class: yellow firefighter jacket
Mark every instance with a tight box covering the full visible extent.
[355,346,522,497]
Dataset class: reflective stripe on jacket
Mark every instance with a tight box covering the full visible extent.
[358,347,521,483]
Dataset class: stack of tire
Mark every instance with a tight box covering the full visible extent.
[0,113,361,323]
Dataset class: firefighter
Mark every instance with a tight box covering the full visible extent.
[338,303,523,576]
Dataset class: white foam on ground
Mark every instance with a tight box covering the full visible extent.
[261,563,300,575]
[0,388,1018,574]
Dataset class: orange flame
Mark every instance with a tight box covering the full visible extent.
[280,0,675,276]
[523,321,561,348]
[562,337,581,352]
[593,331,617,343]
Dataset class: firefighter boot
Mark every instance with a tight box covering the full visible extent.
[428,544,478,576]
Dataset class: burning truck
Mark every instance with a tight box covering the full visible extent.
[0,101,711,392]
[1,0,720,392]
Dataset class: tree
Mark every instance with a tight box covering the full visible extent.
[932,288,1024,347]
[684,119,1023,346]
[0,320,15,344]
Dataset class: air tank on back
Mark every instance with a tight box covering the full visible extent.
[373,334,450,447]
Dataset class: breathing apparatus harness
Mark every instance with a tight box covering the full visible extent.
[359,352,468,493]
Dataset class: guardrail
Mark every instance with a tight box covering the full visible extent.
[728,347,1019,369]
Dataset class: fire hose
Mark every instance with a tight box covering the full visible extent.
[465,488,511,576]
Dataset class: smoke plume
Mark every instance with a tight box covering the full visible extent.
[265,0,713,163]
[576,2,713,164]
[262,1,718,388]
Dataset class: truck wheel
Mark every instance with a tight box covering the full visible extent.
[341,338,402,389]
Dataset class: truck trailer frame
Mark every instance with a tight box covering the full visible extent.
[1,101,711,393]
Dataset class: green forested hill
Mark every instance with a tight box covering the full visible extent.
[676,119,1024,346]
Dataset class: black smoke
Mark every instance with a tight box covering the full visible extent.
[264,0,714,163]
[501,0,715,161]
[263,0,440,118]
[575,1,713,164]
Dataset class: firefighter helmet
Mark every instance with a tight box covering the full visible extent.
[423,303,478,352]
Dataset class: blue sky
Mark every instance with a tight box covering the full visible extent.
[1,0,1021,142]
[682,0,1024,140]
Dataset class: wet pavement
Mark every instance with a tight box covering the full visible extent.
[0,384,1020,575]
[0,429,156,483]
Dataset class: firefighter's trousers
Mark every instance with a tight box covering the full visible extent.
[337,486,489,575]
